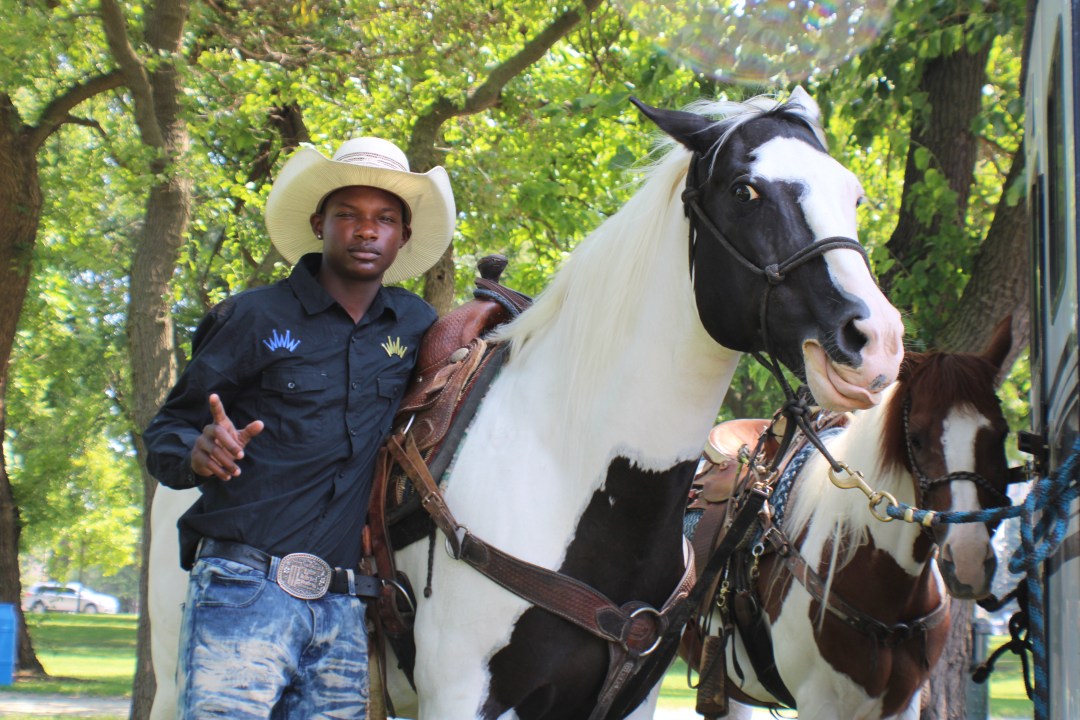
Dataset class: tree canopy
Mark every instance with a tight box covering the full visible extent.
[0,1,1030,716]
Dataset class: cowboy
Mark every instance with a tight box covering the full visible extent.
[143,137,454,719]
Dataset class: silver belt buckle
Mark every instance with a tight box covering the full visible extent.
[276,553,332,600]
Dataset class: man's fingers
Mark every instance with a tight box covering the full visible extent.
[238,420,265,446]
[200,426,239,461]
[208,393,235,430]
[192,438,239,481]
[208,444,242,478]
[197,399,259,474]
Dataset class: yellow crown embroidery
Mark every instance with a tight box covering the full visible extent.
[382,336,407,359]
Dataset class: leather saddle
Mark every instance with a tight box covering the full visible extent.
[364,256,531,701]
[381,255,531,543]
[689,418,782,509]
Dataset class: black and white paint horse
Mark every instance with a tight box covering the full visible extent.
[149,88,904,719]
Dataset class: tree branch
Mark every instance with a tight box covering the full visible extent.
[408,0,604,168]
[98,0,165,148]
[26,71,124,151]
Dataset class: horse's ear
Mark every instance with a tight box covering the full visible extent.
[629,97,714,153]
[982,316,1013,372]
[787,86,821,125]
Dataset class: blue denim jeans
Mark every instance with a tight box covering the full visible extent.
[176,556,369,719]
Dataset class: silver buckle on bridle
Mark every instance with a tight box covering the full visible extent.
[276,552,332,600]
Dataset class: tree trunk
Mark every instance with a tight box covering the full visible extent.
[127,153,193,720]
[0,93,46,675]
[933,142,1030,368]
[882,42,992,297]
[922,601,975,720]
[101,0,194,715]
[423,248,458,316]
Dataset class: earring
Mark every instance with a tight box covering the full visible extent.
[317,233,323,239]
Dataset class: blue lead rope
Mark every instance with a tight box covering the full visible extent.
[882,436,1080,720]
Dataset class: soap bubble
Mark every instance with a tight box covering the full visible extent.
[616,0,894,85]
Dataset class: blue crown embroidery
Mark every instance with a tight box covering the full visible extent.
[263,329,301,352]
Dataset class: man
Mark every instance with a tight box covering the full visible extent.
[143,136,455,719]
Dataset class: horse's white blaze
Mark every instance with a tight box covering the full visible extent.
[753,137,903,412]
[939,406,994,590]
[399,148,743,716]
[753,136,863,240]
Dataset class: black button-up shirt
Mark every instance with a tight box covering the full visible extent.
[144,253,437,569]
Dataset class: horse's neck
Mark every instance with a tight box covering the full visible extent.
[497,167,741,470]
[443,173,739,558]
[787,396,927,577]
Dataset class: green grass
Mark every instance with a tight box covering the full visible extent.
[985,635,1035,718]
[658,641,1035,718]
[2,616,1039,719]
[11,613,136,698]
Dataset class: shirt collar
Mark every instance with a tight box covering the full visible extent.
[289,253,400,320]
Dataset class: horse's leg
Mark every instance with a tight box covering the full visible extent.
[381,643,418,718]
[891,686,923,720]
[794,681,886,720]
[148,487,199,720]
[620,684,660,720]
[397,539,513,718]
[726,701,758,720]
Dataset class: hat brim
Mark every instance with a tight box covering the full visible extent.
[265,146,456,284]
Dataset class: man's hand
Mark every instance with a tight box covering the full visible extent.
[190,394,265,481]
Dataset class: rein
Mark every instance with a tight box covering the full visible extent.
[681,149,871,487]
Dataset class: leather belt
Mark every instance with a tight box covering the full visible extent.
[197,538,381,600]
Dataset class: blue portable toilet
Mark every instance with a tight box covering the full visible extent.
[0,603,17,685]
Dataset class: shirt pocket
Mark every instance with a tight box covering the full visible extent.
[377,376,407,434]
[259,368,329,444]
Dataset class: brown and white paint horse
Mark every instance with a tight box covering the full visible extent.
[706,320,1016,720]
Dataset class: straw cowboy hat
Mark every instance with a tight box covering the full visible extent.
[265,137,456,284]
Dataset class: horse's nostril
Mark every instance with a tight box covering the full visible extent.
[840,318,868,355]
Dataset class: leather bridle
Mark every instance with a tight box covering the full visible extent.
[681,150,870,476]
[902,394,1011,517]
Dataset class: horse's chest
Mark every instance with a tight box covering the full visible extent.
[477,456,695,719]
[794,543,948,716]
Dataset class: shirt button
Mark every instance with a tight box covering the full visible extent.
[349,428,357,436]
[287,382,296,389]
[351,382,358,389]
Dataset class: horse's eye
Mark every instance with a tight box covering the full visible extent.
[908,434,923,452]
[732,184,759,203]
